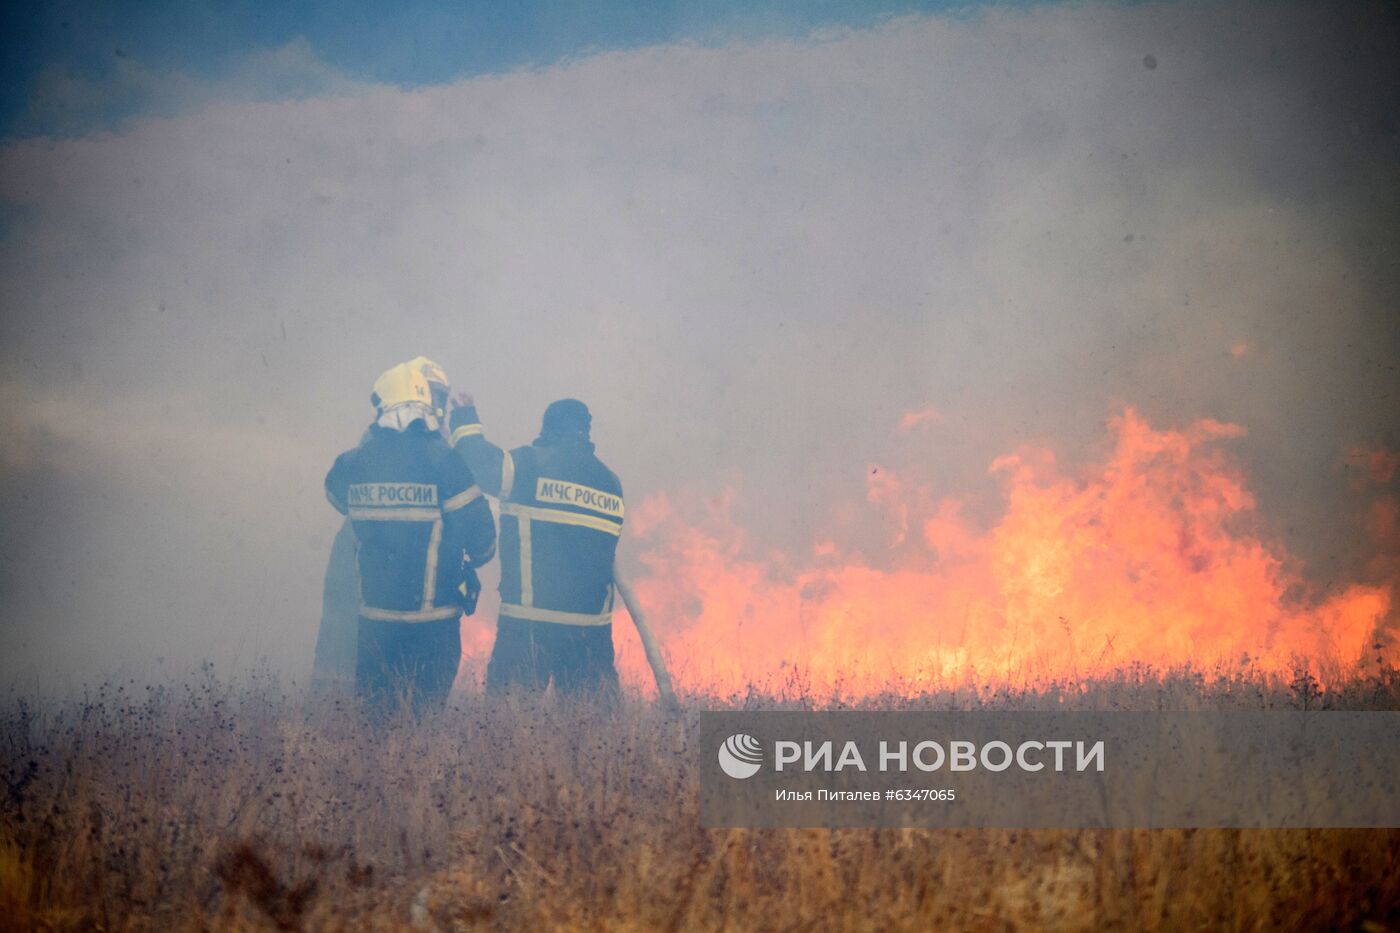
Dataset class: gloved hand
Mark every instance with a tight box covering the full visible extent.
[457,566,482,616]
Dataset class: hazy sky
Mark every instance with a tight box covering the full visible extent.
[0,0,1396,688]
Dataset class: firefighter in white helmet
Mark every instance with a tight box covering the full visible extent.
[323,360,496,714]
[314,357,468,693]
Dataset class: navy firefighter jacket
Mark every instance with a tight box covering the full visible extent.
[449,405,623,626]
[325,423,496,622]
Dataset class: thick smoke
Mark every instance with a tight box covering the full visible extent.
[0,1,1396,688]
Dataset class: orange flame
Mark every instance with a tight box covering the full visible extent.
[615,409,1394,696]
[897,405,945,433]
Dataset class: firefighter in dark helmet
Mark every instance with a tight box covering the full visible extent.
[325,362,496,713]
[449,392,623,696]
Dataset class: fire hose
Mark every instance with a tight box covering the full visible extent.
[613,571,680,711]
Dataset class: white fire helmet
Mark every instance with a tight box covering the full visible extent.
[370,362,436,432]
[404,356,450,424]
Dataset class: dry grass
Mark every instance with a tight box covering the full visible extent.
[3,665,1400,931]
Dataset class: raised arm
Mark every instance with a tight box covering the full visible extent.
[448,392,516,499]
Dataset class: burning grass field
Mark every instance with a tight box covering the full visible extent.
[4,666,1400,931]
